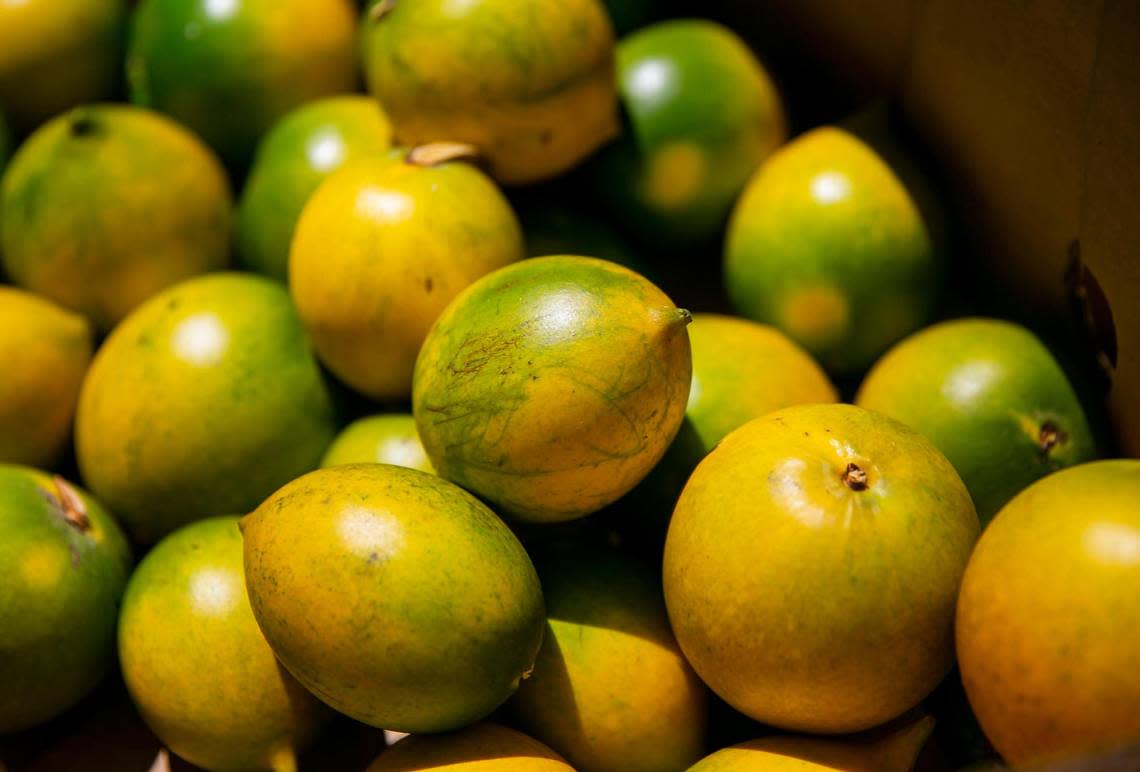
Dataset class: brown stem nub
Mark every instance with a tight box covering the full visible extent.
[53,476,91,531]
[1039,421,1067,454]
[677,308,693,326]
[843,462,869,491]
[369,0,396,22]
[406,142,482,168]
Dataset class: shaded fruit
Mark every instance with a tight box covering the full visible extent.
[237,95,393,282]
[76,273,336,543]
[518,202,649,278]
[291,146,524,400]
[511,548,707,772]
[664,404,979,733]
[856,318,1096,523]
[119,517,330,771]
[243,464,545,732]
[0,288,93,468]
[367,723,573,771]
[320,414,434,474]
[1,104,232,330]
[362,0,618,185]
[127,0,358,170]
[956,460,1140,767]
[0,466,131,733]
[413,256,692,523]
[596,20,785,247]
[724,127,941,374]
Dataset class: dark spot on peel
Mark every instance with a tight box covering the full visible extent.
[425,277,434,293]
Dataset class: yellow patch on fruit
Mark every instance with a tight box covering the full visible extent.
[781,284,850,346]
[644,141,707,210]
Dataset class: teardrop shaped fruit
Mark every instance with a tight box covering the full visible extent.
[127,0,358,170]
[664,404,979,733]
[0,288,93,468]
[856,318,1096,523]
[510,547,707,772]
[0,466,131,733]
[237,95,393,282]
[367,723,573,771]
[0,0,126,135]
[1,104,232,331]
[595,19,785,248]
[290,146,524,400]
[242,464,545,733]
[724,126,942,374]
[413,256,692,523]
[361,0,619,185]
[956,460,1140,767]
[76,273,337,544]
[320,414,434,474]
[119,517,330,772]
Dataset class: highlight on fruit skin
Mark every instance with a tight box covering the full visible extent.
[367,723,574,771]
[321,414,434,474]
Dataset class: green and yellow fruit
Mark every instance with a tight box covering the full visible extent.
[368,723,573,771]
[321,414,433,474]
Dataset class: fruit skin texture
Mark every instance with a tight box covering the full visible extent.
[290,151,524,400]
[664,404,979,733]
[362,0,619,185]
[76,273,336,544]
[242,464,545,733]
[0,288,93,468]
[0,104,232,331]
[511,549,707,772]
[725,127,940,374]
[857,318,1096,524]
[956,460,1140,767]
[0,466,131,733]
[320,414,434,474]
[413,256,692,523]
[119,517,329,772]
[0,0,126,135]
[368,723,573,771]
[237,95,393,282]
[127,0,358,170]
[596,19,785,247]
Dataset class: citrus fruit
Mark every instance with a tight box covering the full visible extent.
[237,95,393,282]
[664,403,979,733]
[290,145,524,400]
[242,464,545,732]
[320,414,433,474]
[367,723,573,772]
[1,104,232,330]
[956,459,1140,766]
[361,0,618,185]
[75,273,336,543]
[413,256,692,523]
[856,318,1096,523]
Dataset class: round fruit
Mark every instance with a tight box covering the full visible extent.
[413,256,692,523]
[321,414,434,474]
[243,464,545,732]
[511,548,706,772]
[290,146,524,400]
[237,95,393,282]
[664,404,979,733]
[361,0,618,185]
[596,20,785,247]
[724,126,941,374]
[368,723,573,771]
[76,273,336,544]
[127,0,358,170]
[1,104,232,330]
[856,318,1096,523]
[119,517,330,771]
[0,0,126,134]
[0,466,131,733]
[0,288,93,468]
[956,460,1140,766]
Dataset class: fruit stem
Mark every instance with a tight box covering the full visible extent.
[406,142,482,168]
[842,462,869,491]
[369,0,395,22]
[53,476,91,531]
[1039,421,1066,454]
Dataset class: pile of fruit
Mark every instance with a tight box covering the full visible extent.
[1,1,1137,771]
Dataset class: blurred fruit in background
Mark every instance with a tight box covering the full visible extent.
[237,95,393,282]
[0,289,92,468]
[290,145,524,400]
[368,723,574,772]
[361,0,618,185]
[127,0,358,171]
[956,459,1140,767]
[0,467,131,733]
[0,105,232,331]
[320,414,434,474]
[75,273,336,543]
[857,318,1097,523]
